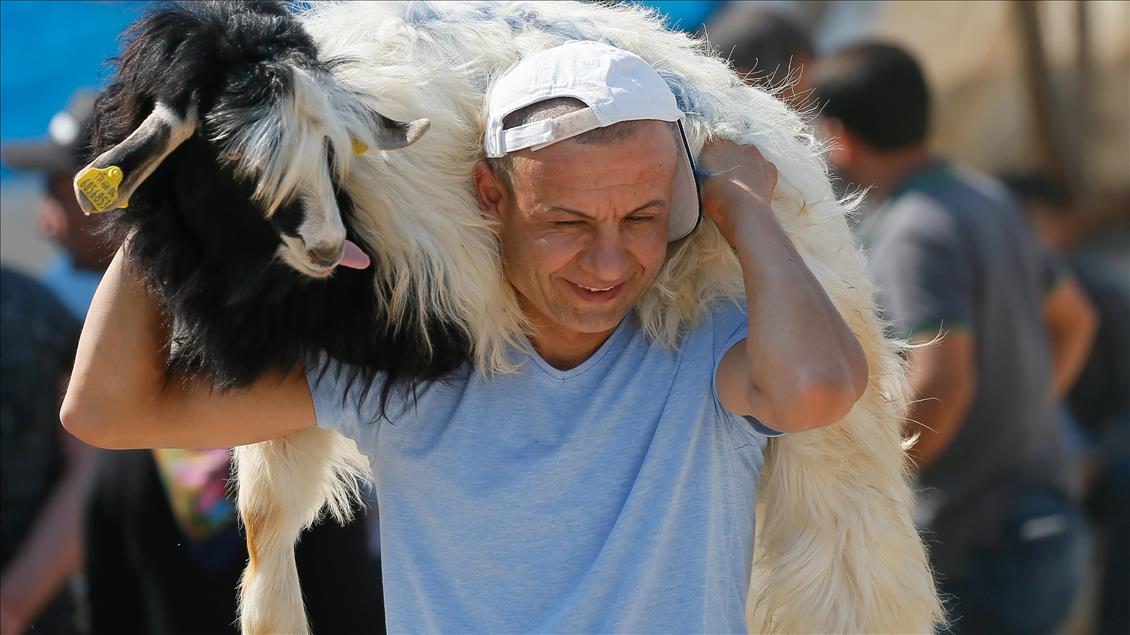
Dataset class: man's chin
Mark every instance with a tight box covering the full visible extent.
[518,282,646,334]
[556,299,638,334]
[565,317,626,335]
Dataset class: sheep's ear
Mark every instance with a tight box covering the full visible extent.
[73,102,197,214]
[370,113,430,150]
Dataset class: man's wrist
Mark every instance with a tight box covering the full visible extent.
[0,582,32,635]
[715,181,771,212]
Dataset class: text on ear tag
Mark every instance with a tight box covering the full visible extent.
[75,165,125,213]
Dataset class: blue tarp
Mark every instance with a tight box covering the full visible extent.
[0,1,141,179]
[0,0,720,181]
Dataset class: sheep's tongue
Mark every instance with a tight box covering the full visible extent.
[338,240,371,270]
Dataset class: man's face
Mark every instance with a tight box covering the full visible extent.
[40,170,115,271]
[1027,202,1076,252]
[817,118,850,174]
[737,53,814,111]
[484,121,676,337]
[816,117,867,194]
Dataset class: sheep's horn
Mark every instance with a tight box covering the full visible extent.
[74,102,197,214]
[369,113,430,150]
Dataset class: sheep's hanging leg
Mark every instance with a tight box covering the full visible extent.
[234,427,372,635]
[747,326,944,634]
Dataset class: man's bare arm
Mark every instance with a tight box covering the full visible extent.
[904,330,976,470]
[706,140,869,432]
[61,247,315,449]
[1043,276,1097,398]
[0,431,96,635]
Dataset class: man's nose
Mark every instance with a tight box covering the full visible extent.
[581,228,629,281]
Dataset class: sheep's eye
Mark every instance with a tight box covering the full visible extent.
[325,139,337,173]
[270,198,305,236]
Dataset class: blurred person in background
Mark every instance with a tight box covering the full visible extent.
[1003,174,1130,635]
[84,449,384,635]
[0,267,92,635]
[2,89,107,635]
[703,7,815,110]
[1,90,115,320]
[813,43,1098,634]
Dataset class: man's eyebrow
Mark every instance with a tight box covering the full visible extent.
[545,199,667,217]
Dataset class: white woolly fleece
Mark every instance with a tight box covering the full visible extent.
[235,2,943,634]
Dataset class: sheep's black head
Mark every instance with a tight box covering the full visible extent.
[76,0,428,278]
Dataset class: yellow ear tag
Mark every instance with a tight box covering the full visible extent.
[75,165,125,213]
[351,138,369,155]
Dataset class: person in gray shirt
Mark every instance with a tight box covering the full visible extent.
[813,43,1099,634]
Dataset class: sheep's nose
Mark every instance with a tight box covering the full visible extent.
[306,242,344,267]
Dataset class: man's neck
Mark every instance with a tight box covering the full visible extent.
[862,147,933,203]
[520,299,622,370]
[528,322,618,370]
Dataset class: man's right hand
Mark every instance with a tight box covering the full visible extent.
[61,246,316,449]
[697,139,779,248]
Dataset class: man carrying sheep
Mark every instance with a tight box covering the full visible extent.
[62,42,867,632]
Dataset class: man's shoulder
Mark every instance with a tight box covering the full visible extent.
[0,266,80,354]
[881,165,1019,237]
[875,190,959,242]
[684,298,750,359]
[1,266,72,319]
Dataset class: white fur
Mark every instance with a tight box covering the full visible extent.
[208,66,362,215]
[236,2,943,633]
[208,66,377,272]
[234,427,370,635]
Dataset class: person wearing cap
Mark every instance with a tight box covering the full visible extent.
[1,267,90,635]
[2,90,117,319]
[813,44,1096,634]
[62,42,867,632]
[1,91,106,635]
[703,8,816,110]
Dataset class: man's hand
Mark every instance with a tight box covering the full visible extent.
[698,139,779,247]
[0,593,29,635]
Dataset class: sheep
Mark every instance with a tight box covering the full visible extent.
[77,1,466,392]
[80,1,942,633]
[73,2,492,632]
[286,1,942,633]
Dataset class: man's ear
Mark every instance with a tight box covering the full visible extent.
[472,160,506,223]
[819,117,856,167]
[37,199,68,244]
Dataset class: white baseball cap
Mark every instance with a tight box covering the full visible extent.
[484,40,702,241]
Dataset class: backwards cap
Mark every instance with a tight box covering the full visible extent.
[484,41,701,241]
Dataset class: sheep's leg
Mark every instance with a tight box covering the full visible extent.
[235,427,372,635]
[747,326,943,634]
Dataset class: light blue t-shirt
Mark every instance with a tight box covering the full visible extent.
[307,300,780,634]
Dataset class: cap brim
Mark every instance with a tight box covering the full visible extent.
[669,121,702,242]
[1,140,74,173]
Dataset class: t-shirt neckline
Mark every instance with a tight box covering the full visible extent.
[523,313,636,380]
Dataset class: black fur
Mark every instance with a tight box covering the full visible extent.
[90,1,471,411]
